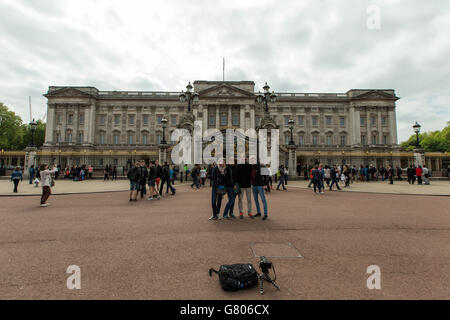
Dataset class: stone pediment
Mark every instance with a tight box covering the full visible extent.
[198,84,254,98]
[351,90,398,101]
[44,87,95,98]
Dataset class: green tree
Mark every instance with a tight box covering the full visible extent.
[400,124,450,152]
[0,102,25,150]
[20,120,46,149]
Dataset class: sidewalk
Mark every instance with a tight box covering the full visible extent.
[0,179,190,196]
[0,178,448,196]
[286,179,450,196]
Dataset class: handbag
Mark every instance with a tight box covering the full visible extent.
[233,183,241,195]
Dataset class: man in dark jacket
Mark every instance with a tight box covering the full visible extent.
[138,160,148,199]
[329,164,341,191]
[160,161,176,195]
[237,159,253,218]
[209,160,226,220]
[147,161,160,200]
[127,162,141,201]
[251,158,268,220]
[190,165,200,189]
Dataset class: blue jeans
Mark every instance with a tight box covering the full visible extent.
[211,187,223,217]
[223,186,236,217]
[29,174,34,184]
[277,176,286,190]
[252,186,268,216]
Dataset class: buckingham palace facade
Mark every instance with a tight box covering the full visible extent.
[41,80,406,171]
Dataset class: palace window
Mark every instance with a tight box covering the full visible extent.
[340,117,345,127]
[171,115,177,126]
[209,115,216,126]
[312,116,318,126]
[312,135,318,145]
[56,133,61,143]
[100,134,105,145]
[298,116,304,126]
[284,116,290,126]
[383,135,388,145]
[114,134,119,145]
[220,114,227,126]
[114,115,120,126]
[142,135,148,145]
[79,133,83,144]
[372,135,378,145]
[156,134,162,144]
[298,135,304,146]
[326,116,332,126]
[129,115,135,126]
[67,133,73,143]
[232,114,239,126]
[79,114,85,125]
[100,115,106,126]
[68,114,73,125]
[381,116,387,126]
[157,115,162,125]
[57,114,62,124]
[143,115,149,126]
[361,135,366,145]
[371,116,376,126]
[128,134,134,145]
[326,135,332,146]
[360,116,366,126]
[340,135,346,146]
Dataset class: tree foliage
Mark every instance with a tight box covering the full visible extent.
[0,102,46,150]
[400,124,450,152]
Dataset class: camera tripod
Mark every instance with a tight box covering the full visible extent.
[258,271,280,295]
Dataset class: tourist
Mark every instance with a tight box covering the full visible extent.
[127,162,141,202]
[104,165,110,181]
[284,167,289,185]
[329,164,341,191]
[170,165,175,186]
[237,158,253,219]
[222,162,237,219]
[209,160,226,221]
[88,165,93,179]
[311,164,323,194]
[200,167,207,186]
[155,160,162,192]
[416,165,423,185]
[39,164,57,207]
[423,165,431,185]
[139,160,148,199]
[147,161,160,201]
[324,166,331,187]
[379,166,385,182]
[80,168,86,181]
[28,165,35,184]
[10,166,23,193]
[190,165,200,189]
[387,165,394,184]
[160,161,176,195]
[276,165,286,190]
[251,157,268,220]
[112,166,118,180]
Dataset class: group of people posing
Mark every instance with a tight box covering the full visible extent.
[127,160,176,201]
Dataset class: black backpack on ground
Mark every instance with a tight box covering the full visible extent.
[209,264,258,291]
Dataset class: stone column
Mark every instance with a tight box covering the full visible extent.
[288,145,297,179]
[250,106,255,129]
[413,148,425,167]
[45,104,56,145]
[88,101,96,144]
[216,105,220,129]
[202,105,208,130]
[23,147,38,179]
[377,108,382,144]
[240,106,245,130]
[158,144,169,163]
[62,106,67,142]
[228,105,232,127]
[84,107,90,145]
[388,108,397,145]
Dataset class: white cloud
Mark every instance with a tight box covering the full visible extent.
[0,0,448,141]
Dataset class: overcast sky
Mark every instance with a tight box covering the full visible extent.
[0,0,449,142]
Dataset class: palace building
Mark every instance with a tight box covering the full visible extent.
[35,80,445,174]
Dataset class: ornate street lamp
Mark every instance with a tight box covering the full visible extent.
[179,82,199,113]
[288,119,295,145]
[28,118,37,147]
[412,121,421,148]
[256,82,277,113]
[161,117,168,144]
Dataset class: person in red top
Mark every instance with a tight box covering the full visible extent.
[415,166,423,185]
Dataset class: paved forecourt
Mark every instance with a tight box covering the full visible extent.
[0,178,449,196]
[0,185,449,299]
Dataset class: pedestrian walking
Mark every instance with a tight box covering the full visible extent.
[423,165,431,185]
[11,166,23,193]
[28,165,35,184]
[127,162,141,202]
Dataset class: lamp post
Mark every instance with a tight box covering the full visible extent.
[288,119,295,146]
[256,82,277,114]
[179,82,199,113]
[413,121,421,148]
[161,117,168,144]
[28,118,37,147]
